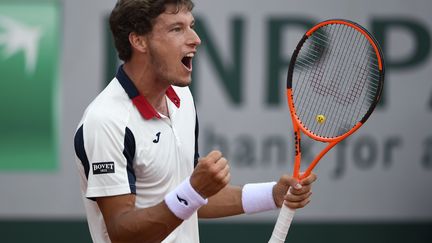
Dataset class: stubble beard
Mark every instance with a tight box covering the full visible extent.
[148,46,192,88]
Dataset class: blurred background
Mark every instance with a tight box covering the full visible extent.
[0,0,431,242]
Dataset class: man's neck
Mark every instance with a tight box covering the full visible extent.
[122,62,170,115]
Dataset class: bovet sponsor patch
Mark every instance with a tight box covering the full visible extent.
[92,162,115,174]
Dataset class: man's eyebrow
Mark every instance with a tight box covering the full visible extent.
[166,19,195,28]
[165,21,183,29]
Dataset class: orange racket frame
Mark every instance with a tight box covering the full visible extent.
[269,19,385,243]
[287,19,385,180]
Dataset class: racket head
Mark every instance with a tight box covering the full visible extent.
[287,19,385,143]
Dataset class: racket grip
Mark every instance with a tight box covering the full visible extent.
[268,204,296,243]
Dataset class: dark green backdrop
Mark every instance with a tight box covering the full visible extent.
[0,221,430,242]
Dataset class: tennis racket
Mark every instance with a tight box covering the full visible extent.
[268,19,385,243]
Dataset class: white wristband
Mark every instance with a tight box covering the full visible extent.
[242,181,277,214]
[164,177,208,220]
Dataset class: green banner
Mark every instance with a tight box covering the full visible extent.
[0,1,60,170]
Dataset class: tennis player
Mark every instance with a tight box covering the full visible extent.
[74,0,316,242]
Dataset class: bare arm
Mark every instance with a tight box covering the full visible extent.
[198,173,317,219]
[96,150,230,243]
[198,185,243,218]
[96,194,181,243]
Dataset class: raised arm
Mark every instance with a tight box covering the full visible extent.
[198,173,317,218]
[96,150,230,243]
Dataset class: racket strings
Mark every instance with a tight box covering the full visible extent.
[292,24,381,138]
[295,24,357,135]
[296,26,340,128]
[312,25,357,134]
[335,29,371,135]
[311,30,374,135]
[303,26,348,134]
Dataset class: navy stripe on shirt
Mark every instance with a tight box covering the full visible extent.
[74,125,90,179]
[123,127,137,194]
[194,112,200,167]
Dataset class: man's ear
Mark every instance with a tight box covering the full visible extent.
[129,32,147,53]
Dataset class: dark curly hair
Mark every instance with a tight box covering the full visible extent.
[109,0,194,61]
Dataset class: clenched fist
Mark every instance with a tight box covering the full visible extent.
[190,150,230,199]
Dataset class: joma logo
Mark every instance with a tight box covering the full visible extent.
[92,162,115,174]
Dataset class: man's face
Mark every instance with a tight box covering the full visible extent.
[145,4,201,87]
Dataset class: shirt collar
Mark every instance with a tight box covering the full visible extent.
[116,65,181,120]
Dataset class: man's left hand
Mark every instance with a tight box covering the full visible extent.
[272,173,317,209]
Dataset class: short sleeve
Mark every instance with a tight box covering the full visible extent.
[74,113,136,199]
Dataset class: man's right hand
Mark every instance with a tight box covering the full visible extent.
[190,150,230,199]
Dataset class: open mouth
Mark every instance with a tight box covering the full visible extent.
[181,53,194,71]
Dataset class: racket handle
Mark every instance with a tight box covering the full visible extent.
[268,203,296,243]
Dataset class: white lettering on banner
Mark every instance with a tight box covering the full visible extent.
[191,0,432,221]
[2,0,432,221]
[201,126,431,179]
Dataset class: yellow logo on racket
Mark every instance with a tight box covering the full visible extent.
[316,114,326,124]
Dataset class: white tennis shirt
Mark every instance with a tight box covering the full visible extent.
[74,66,200,243]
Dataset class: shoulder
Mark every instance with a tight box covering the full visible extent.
[78,79,133,134]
